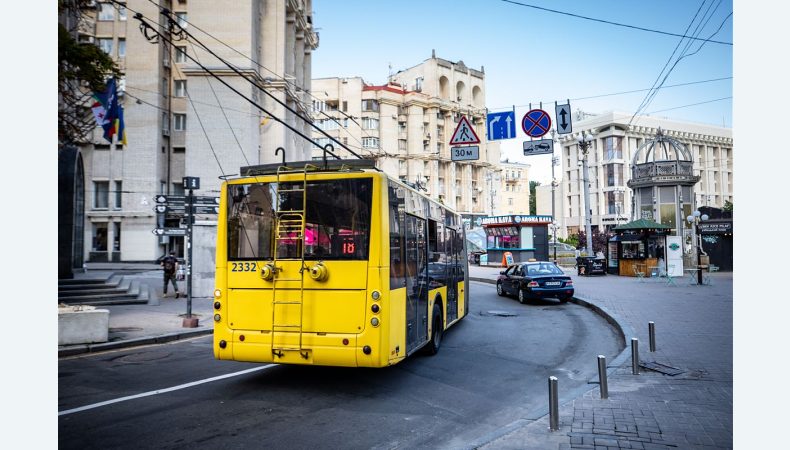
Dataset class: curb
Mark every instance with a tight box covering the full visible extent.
[58,328,213,358]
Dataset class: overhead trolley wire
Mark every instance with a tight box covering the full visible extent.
[500,0,732,46]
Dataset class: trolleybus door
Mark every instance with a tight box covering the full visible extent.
[405,214,428,352]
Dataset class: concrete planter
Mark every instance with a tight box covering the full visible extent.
[58,305,109,345]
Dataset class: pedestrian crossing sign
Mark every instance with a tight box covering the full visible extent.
[449,116,481,145]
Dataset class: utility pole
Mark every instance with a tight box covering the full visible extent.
[550,129,559,262]
[578,130,595,256]
[182,176,200,328]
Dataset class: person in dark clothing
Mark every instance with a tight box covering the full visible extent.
[161,251,180,298]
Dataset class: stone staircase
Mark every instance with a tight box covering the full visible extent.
[58,272,150,306]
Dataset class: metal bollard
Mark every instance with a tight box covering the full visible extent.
[631,338,640,375]
[597,355,608,399]
[548,376,559,431]
[649,321,656,352]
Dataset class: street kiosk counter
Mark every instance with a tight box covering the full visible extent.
[611,219,671,277]
[481,215,551,265]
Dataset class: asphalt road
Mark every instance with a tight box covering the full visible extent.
[58,281,622,449]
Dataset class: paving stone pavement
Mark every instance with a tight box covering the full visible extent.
[471,265,732,450]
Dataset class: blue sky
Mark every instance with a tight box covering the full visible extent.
[311,0,733,182]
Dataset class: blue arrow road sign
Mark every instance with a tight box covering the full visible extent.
[486,111,516,141]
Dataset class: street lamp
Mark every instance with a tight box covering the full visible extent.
[577,130,595,256]
[549,129,560,262]
[686,210,709,285]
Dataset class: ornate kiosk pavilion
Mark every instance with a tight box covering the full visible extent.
[622,129,701,277]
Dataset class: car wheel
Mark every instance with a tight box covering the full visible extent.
[424,304,443,355]
[518,288,527,304]
[496,282,504,296]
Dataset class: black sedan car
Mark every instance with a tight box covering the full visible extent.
[496,262,574,304]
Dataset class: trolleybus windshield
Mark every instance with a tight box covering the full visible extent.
[227,178,373,261]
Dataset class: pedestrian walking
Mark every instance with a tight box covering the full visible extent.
[161,251,180,298]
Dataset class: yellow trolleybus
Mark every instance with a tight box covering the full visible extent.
[212,159,468,367]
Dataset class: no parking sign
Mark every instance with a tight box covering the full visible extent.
[521,109,552,138]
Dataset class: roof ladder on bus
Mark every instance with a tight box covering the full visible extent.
[270,165,314,360]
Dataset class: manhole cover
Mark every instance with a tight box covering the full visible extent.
[113,350,172,363]
[482,310,519,317]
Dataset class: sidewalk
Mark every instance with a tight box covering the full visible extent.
[58,264,214,357]
[59,262,733,449]
[469,263,733,449]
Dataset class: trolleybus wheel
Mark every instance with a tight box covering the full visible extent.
[424,304,443,355]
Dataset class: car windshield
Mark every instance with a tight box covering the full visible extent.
[524,263,563,276]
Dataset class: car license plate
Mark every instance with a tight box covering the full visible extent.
[545,281,561,286]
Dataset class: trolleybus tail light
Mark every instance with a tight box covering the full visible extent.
[371,317,380,327]
[214,314,221,322]
[309,262,329,281]
[527,281,539,288]
[371,290,381,301]
[342,339,349,346]
[363,345,372,355]
[260,263,275,281]
[219,340,227,349]
[214,301,221,310]
[214,289,222,298]
[371,304,380,313]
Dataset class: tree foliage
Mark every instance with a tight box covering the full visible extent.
[722,200,733,212]
[58,0,120,145]
[528,181,540,215]
[575,230,611,254]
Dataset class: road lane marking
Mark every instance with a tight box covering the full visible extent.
[58,364,277,416]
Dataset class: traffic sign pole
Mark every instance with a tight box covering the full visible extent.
[186,188,193,320]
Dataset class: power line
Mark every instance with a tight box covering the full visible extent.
[487,76,731,111]
[500,0,732,45]
[646,96,731,114]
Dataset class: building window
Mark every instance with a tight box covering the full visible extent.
[118,5,127,21]
[398,122,407,133]
[113,222,121,251]
[362,117,379,130]
[362,137,379,148]
[93,223,108,252]
[317,118,339,131]
[162,112,169,134]
[361,99,379,112]
[604,136,623,160]
[98,3,115,21]
[175,46,187,63]
[118,38,126,58]
[174,114,186,131]
[414,77,423,92]
[98,38,113,55]
[174,80,187,97]
[313,137,331,149]
[173,147,186,153]
[114,181,122,209]
[94,181,109,209]
[398,139,407,152]
[605,163,624,187]
[175,12,188,28]
[342,101,348,112]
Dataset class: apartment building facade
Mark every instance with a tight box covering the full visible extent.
[558,111,733,236]
[310,53,500,223]
[492,161,531,217]
[71,0,317,266]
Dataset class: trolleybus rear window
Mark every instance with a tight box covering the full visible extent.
[227,178,373,261]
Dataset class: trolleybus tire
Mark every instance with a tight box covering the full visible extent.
[424,303,444,356]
